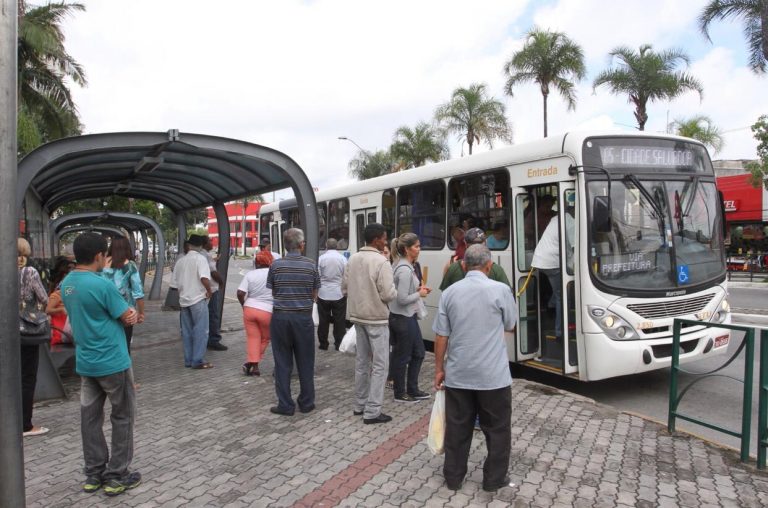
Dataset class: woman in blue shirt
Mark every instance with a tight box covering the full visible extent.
[100,237,145,353]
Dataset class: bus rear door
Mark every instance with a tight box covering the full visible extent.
[353,208,377,251]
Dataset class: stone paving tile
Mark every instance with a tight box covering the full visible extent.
[19,268,768,506]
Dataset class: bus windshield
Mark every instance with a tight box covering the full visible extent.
[583,138,725,293]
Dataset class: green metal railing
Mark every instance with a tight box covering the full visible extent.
[668,319,768,468]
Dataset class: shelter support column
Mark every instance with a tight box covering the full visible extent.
[149,225,165,300]
[138,229,148,283]
[213,201,229,321]
[0,0,27,504]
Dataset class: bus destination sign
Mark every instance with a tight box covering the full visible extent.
[600,146,694,169]
[599,252,654,277]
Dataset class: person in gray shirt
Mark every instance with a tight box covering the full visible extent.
[433,244,518,492]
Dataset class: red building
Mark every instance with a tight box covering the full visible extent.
[717,173,768,254]
[206,202,265,251]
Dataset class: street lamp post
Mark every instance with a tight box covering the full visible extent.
[338,136,388,176]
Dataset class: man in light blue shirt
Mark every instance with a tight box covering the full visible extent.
[433,244,517,493]
[317,238,348,350]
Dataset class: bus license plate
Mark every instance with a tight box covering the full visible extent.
[714,335,729,348]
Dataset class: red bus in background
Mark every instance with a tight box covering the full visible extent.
[206,202,264,251]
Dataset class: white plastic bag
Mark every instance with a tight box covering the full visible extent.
[339,326,356,355]
[427,390,446,455]
[312,303,320,327]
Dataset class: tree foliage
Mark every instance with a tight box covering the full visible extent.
[747,115,768,189]
[18,1,87,157]
[699,0,767,74]
[503,27,586,137]
[671,115,725,155]
[348,149,398,180]
[593,44,703,131]
[434,83,512,155]
[390,122,449,169]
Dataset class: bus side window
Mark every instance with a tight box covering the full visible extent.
[448,170,509,250]
[382,189,396,242]
[516,194,535,271]
[328,198,349,250]
[317,202,327,248]
[397,181,445,249]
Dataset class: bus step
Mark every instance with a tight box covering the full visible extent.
[524,359,562,373]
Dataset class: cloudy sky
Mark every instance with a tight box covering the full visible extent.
[61,0,766,196]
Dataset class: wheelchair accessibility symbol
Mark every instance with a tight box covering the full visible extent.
[677,265,690,284]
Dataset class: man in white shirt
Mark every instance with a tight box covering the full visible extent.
[203,236,227,351]
[174,235,213,369]
[317,238,348,350]
[531,202,574,342]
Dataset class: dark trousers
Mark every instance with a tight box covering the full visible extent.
[207,290,222,345]
[316,297,347,348]
[389,313,425,397]
[124,325,133,354]
[20,344,40,432]
[270,311,315,412]
[81,368,136,480]
[444,385,511,489]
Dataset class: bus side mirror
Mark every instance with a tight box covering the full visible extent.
[593,196,612,233]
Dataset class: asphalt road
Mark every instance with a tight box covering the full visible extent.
[516,285,767,456]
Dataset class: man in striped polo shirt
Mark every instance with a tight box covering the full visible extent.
[267,228,321,416]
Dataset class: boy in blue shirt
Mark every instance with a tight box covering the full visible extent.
[61,233,140,497]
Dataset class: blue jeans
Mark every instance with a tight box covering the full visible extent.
[207,290,222,345]
[181,299,209,367]
[270,311,315,412]
[541,268,562,338]
[389,313,425,397]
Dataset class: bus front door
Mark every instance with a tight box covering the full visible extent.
[353,208,377,251]
[511,188,540,362]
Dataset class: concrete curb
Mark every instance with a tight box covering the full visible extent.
[732,313,768,327]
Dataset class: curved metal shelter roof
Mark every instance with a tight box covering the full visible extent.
[17,129,319,259]
[50,211,167,299]
[18,130,314,213]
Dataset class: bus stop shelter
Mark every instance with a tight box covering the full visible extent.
[2,129,318,505]
[51,211,168,299]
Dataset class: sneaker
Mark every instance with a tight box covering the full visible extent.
[394,394,419,403]
[363,413,393,424]
[103,471,141,497]
[82,476,102,493]
[207,342,228,351]
[409,390,431,400]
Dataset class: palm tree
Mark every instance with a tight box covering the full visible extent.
[671,115,725,155]
[348,149,397,180]
[593,45,703,131]
[503,27,586,138]
[18,1,87,156]
[389,122,450,169]
[699,0,767,74]
[434,83,512,155]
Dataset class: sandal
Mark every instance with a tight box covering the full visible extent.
[385,379,394,390]
[192,362,214,369]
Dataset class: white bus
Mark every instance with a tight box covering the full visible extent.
[259,131,731,381]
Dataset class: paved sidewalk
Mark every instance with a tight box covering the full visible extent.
[23,295,768,507]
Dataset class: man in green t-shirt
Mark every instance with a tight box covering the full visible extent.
[439,228,510,291]
[61,233,141,497]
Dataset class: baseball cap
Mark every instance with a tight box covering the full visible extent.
[465,227,486,244]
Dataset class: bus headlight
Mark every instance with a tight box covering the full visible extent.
[712,299,730,324]
[588,306,636,340]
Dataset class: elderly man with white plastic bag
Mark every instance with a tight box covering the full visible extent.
[432,244,518,492]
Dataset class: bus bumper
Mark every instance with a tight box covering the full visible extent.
[583,325,731,381]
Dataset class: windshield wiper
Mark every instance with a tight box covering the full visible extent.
[624,174,667,241]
